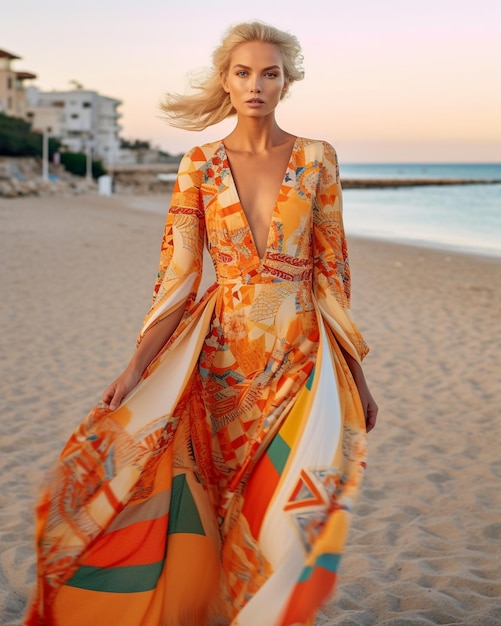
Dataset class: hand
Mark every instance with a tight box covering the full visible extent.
[338,347,378,434]
[102,365,142,411]
[357,381,378,433]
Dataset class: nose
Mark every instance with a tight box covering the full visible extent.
[250,77,262,93]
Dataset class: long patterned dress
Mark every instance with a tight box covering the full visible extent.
[25,137,369,626]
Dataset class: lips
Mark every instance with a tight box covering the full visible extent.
[246,98,264,103]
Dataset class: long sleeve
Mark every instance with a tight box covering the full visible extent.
[139,148,205,341]
[312,142,369,361]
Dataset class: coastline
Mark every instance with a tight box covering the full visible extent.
[1,194,500,625]
[348,231,501,261]
[341,178,501,188]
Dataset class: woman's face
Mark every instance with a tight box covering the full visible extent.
[222,41,288,119]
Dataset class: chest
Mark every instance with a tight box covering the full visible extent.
[227,149,292,219]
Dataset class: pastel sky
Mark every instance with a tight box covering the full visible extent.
[3,0,500,162]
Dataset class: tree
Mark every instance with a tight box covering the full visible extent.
[0,113,60,157]
[120,138,151,150]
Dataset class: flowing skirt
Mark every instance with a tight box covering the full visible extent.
[25,283,367,626]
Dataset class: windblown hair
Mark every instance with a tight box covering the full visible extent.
[161,21,304,131]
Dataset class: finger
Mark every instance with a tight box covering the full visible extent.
[102,383,117,405]
[366,409,377,433]
[109,388,123,411]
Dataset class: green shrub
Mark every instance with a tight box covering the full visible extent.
[92,159,106,179]
[60,151,106,179]
[0,113,60,157]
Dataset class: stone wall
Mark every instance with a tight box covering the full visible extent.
[0,158,177,197]
[0,158,96,198]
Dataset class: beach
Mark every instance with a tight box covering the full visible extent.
[1,193,500,625]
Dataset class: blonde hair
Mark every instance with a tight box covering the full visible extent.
[161,21,304,131]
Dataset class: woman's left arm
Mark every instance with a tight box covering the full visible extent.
[340,346,378,432]
[312,141,378,432]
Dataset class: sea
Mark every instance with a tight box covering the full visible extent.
[340,163,501,258]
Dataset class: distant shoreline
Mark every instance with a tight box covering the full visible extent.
[111,164,501,190]
[340,178,501,189]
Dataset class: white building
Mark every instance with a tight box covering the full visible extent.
[0,48,36,118]
[27,87,122,166]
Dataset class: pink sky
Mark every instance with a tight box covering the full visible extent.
[3,0,500,161]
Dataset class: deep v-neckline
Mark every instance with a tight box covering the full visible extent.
[222,138,298,264]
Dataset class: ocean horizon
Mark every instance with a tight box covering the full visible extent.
[340,162,501,181]
[340,163,501,258]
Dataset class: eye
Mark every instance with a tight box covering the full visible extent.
[264,72,278,78]
[236,70,248,77]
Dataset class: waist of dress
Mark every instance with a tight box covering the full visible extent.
[217,257,313,285]
[217,272,313,286]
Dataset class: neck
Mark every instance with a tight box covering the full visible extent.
[224,117,291,153]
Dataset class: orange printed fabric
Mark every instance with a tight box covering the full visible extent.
[25,138,368,626]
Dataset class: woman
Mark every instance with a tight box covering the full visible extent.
[26,21,377,626]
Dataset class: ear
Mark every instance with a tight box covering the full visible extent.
[221,72,230,93]
[281,80,290,98]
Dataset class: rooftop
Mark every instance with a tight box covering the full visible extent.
[16,71,37,80]
[0,48,21,60]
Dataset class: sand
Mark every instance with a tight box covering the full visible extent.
[1,194,500,625]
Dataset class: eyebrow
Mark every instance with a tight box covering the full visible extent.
[232,64,282,71]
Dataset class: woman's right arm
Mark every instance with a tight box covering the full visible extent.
[103,147,205,411]
[102,303,187,410]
